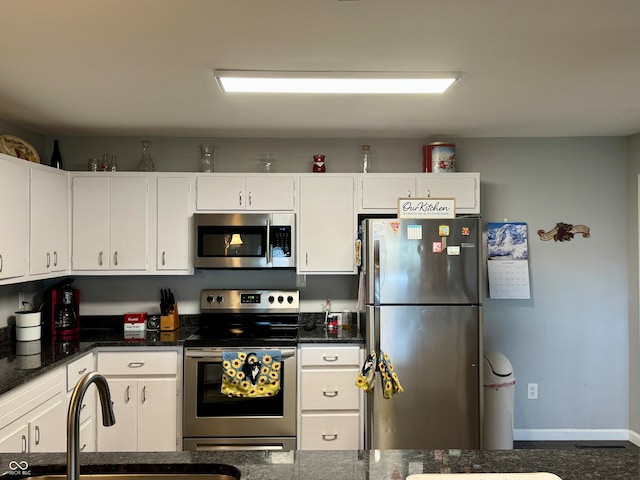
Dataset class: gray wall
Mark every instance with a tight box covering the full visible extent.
[0,125,633,441]
[627,133,640,443]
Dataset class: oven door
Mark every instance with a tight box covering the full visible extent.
[183,347,297,440]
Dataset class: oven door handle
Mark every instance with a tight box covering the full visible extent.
[185,348,296,360]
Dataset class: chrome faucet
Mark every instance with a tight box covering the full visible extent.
[67,372,116,480]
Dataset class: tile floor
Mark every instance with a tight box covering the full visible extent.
[514,440,638,450]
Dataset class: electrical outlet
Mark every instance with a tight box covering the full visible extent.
[527,383,538,400]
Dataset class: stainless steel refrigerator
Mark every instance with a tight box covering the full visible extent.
[361,216,482,449]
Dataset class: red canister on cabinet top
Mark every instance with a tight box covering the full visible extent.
[423,142,456,173]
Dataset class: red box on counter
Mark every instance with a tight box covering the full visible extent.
[124,312,147,331]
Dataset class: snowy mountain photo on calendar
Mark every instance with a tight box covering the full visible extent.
[487,222,528,260]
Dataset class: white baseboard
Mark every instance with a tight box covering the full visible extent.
[514,428,629,442]
[628,429,640,446]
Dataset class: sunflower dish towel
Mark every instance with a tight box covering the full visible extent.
[221,350,282,398]
[355,349,403,399]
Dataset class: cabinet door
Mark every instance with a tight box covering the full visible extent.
[28,393,66,453]
[30,168,69,275]
[157,176,192,271]
[359,176,417,212]
[0,158,28,281]
[110,177,148,270]
[96,379,137,452]
[246,175,295,211]
[72,176,110,270]
[0,421,28,453]
[298,175,356,274]
[137,378,177,451]
[418,173,480,214]
[196,176,245,210]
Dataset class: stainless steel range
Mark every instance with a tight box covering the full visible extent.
[183,289,299,451]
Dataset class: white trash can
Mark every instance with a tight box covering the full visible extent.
[483,351,515,449]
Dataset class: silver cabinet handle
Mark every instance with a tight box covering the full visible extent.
[80,443,87,451]
[21,434,27,453]
[322,433,338,441]
[125,385,131,402]
[98,251,103,266]
[127,361,145,368]
[408,189,412,197]
[322,390,339,397]
[142,385,147,404]
[322,355,339,362]
[162,251,166,266]
[53,251,58,267]
[426,189,431,197]
[239,191,243,206]
[46,252,50,268]
[78,367,87,375]
[113,251,118,266]
[35,425,40,445]
[248,191,252,206]
[0,254,3,272]
[305,252,309,266]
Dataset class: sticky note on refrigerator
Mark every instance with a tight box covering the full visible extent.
[407,224,422,239]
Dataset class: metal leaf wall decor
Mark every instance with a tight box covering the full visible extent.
[537,222,590,242]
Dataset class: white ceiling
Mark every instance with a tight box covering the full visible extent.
[1,0,640,138]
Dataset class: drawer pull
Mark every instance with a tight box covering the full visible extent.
[46,252,51,268]
[322,355,339,362]
[78,367,88,374]
[323,390,339,397]
[127,361,145,368]
[21,434,27,453]
[322,433,338,441]
[80,443,87,451]
[35,425,40,445]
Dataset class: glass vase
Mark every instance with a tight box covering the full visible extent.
[137,140,155,172]
[200,144,215,172]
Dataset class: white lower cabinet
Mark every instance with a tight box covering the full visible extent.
[0,368,66,453]
[65,353,96,452]
[96,349,179,452]
[297,344,364,450]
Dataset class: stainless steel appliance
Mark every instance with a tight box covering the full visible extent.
[361,216,482,449]
[194,213,295,269]
[183,289,299,451]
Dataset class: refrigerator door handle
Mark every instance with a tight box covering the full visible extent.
[373,239,381,355]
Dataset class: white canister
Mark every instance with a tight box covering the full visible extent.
[16,339,42,356]
[16,325,41,342]
[15,311,41,328]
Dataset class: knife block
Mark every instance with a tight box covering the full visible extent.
[161,303,180,331]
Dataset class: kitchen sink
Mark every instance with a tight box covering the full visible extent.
[407,474,562,480]
[25,474,239,480]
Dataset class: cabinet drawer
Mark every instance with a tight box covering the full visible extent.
[300,369,360,411]
[66,353,95,392]
[299,413,360,450]
[299,345,361,367]
[97,351,178,376]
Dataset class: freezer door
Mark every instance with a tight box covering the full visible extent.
[363,217,481,305]
[368,305,481,449]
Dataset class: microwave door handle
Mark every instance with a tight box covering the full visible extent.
[266,218,271,265]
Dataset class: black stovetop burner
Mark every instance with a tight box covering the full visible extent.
[186,289,300,348]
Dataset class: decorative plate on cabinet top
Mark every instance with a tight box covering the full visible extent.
[0,135,40,163]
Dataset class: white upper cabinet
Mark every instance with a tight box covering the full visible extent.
[358,173,480,214]
[298,175,357,274]
[417,172,480,214]
[30,167,69,276]
[72,175,149,271]
[196,174,295,211]
[156,175,194,272]
[358,175,418,212]
[0,155,29,282]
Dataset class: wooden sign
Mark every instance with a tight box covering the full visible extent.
[397,197,456,219]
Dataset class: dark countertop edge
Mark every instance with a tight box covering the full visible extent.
[7,448,640,480]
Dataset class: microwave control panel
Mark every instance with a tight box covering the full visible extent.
[270,226,292,257]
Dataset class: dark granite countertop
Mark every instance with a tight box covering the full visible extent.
[6,448,640,480]
[0,314,362,396]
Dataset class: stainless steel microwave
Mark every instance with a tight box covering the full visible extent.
[194,213,295,269]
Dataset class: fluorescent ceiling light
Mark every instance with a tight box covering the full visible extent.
[215,70,461,94]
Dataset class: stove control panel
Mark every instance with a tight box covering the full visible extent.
[201,289,299,313]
